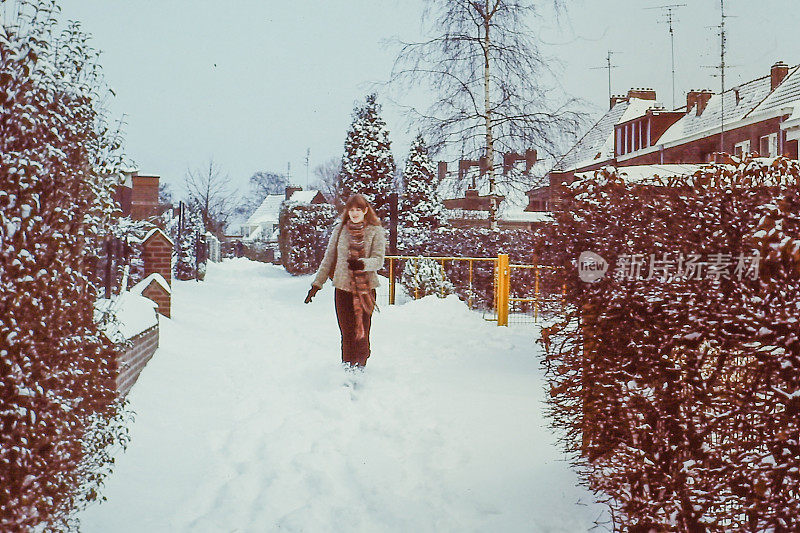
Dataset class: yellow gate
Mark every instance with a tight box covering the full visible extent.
[385,254,563,326]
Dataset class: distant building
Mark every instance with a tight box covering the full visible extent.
[533,61,800,211]
[242,187,327,242]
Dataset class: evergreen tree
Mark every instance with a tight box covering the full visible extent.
[174,206,205,281]
[339,93,396,220]
[400,134,447,231]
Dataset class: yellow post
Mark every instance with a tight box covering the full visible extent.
[414,257,420,300]
[497,253,510,326]
[389,258,395,305]
[534,265,540,323]
[468,260,474,309]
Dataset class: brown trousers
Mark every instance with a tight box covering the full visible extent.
[334,288,376,367]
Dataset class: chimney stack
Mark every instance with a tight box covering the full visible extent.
[687,89,713,116]
[438,161,447,182]
[696,90,713,116]
[609,94,628,109]
[771,61,789,90]
[627,88,657,101]
[285,185,302,201]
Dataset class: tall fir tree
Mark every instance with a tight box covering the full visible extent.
[339,93,396,220]
[400,134,447,231]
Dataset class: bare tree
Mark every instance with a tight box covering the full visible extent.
[389,0,585,224]
[312,157,344,209]
[184,158,237,236]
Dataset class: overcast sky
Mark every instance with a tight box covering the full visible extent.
[56,0,800,200]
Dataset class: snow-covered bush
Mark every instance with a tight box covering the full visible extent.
[0,3,130,529]
[538,156,800,531]
[174,206,205,281]
[401,257,455,299]
[400,226,545,309]
[279,202,338,275]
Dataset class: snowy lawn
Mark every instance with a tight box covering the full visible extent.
[79,258,607,532]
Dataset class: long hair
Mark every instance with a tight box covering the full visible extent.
[340,194,382,226]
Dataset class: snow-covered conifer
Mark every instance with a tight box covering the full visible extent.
[339,93,396,220]
[400,134,447,230]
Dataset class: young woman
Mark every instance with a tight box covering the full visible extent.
[304,194,387,368]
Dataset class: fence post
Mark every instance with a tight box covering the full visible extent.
[497,253,509,326]
[389,258,395,305]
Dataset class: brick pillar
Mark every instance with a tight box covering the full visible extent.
[142,229,173,315]
[142,282,171,318]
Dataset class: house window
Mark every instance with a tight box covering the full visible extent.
[734,140,751,158]
[617,127,623,155]
[759,133,777,157]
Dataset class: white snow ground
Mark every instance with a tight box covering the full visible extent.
[79,258,607,532]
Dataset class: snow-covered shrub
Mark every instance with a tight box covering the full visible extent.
[399,226,544,309]
[0,3,130,529]
[401,257,455,299]
[174,206,205,281]
[279,202,338,275]
[538,156,800,531]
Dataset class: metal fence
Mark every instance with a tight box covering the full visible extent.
[385,254,564,325]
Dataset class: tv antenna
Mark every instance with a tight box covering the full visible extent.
[590,50,620,106]
[645,4,686,110]
[702,0,735,153]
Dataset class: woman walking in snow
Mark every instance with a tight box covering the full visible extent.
[304,194,387,368]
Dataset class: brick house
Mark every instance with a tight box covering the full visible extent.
[530,61,800,212]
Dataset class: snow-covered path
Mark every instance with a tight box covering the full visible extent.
[80,258,606,532]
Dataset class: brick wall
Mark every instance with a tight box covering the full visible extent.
[116,324,159,397]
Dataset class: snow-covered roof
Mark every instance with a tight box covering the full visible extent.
[288,190,322,204]
[747,64,800,116]
[658,75,774,145]
[138,227,174,246]
[131,273,172,296]
[246,194,284,226]
[575,164,703,185]
[500,211,555,223]
[555,98,661,172]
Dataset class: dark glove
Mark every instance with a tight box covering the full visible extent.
[347,258,365,271]
[304,286,320,304]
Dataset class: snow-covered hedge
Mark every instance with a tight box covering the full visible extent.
[538,156,800,530]
[1,3,130,530]
[279,202,338,275]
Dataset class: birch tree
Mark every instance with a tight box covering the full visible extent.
[390,0,583,224]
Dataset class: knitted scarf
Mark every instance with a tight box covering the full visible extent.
[346,219,375,339]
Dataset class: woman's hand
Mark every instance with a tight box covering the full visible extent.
[304,286,320,304]
[347,258,365,271]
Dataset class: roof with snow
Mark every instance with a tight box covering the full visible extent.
[287,189,324,204]
[748,64,800,116]
[131,273,172,296]
[575,164,703,185]
[555,98,661,172]
[658,76,776,146]
[139,227,174,246]
[246,194,284,226]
